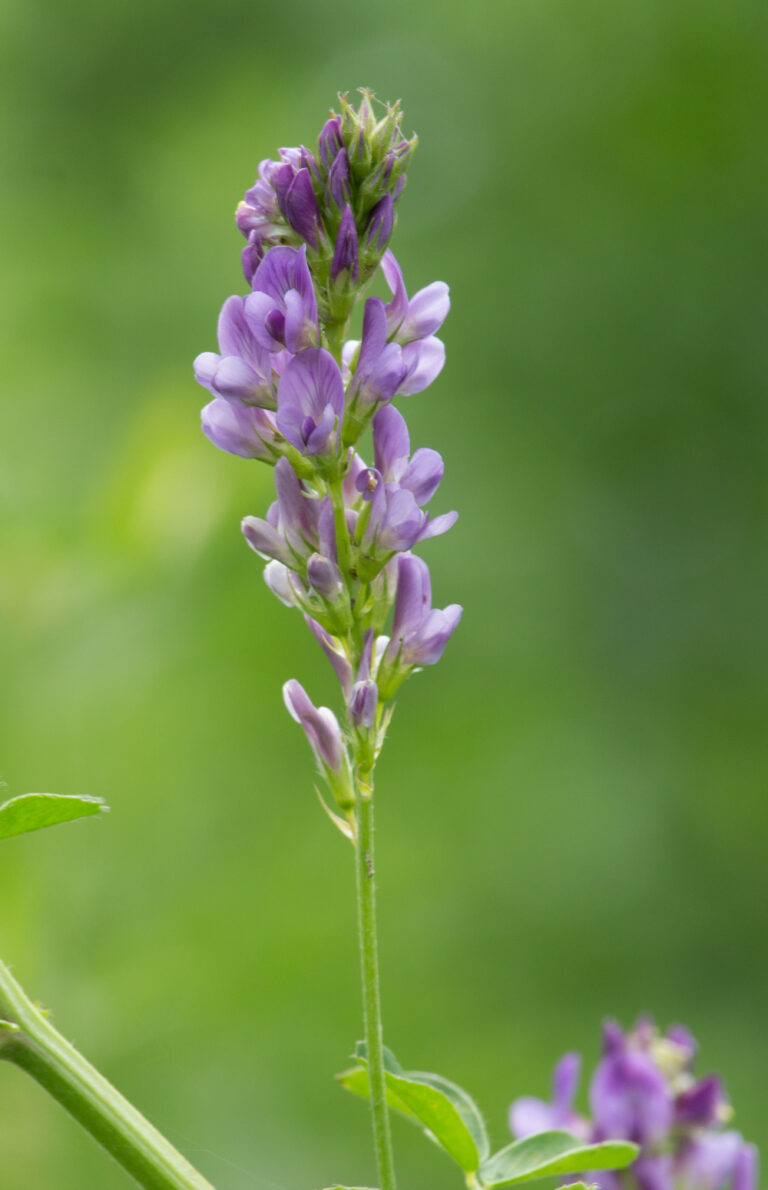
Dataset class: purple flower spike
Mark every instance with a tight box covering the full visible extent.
[365,193,394,251]
[283,679,344,772]
[383,554,462,675]
[246,245,318,354]
[590,1036,674,1145]
[276,348,345,457]
[331,204,359,284]
[200,398,278,461]
[282,167,322,248]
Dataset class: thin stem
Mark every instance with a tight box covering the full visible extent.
[355,778,396,1190]
[329,476,353,579]
[0,959,216,1190]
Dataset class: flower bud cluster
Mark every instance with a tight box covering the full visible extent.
[509,1018,758,1190]
[196,95,461,819]
[235,90,417,340]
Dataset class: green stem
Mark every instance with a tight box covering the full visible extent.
[0,959,216,1190]
[354,779,396,1190]
[329,476,353,580]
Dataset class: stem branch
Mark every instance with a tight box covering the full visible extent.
[0,959,216,1190]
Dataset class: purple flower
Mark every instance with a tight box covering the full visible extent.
[278,167,322,248]
[381,554,462,685]
[676,1134,749,1190]
[241,456,335,569]
[396,335,446,396]
[590,1022,674,1145]
[194,295,276,408]
[381,250,450,344]
[283,679,354,809]
[307,551,342,600]
[343,298,403,427]
[373,405,444,505]
[510,1053,591,1141]
[245,245,318,354]
[276,348,345,457]
[676,1077,727,1128]
[200,398,280,461]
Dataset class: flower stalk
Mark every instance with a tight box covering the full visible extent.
[196,89,462,1190]
[0,959,215,1190]
[354,776,397,1190]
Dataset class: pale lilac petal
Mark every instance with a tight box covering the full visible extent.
[553,1053,582,1114]
[381,249,409,337]
[263,561,297,607]
[402,447,443,504]
[241,516,292,566]
[734,1145,759,1190]
[397,281,450,343]
[193,352,219,391]
[200,398,275,461]
[402,604,462,666]
[417,510,458,540]
[276,348,345,456]
[373,405,410,481]
[677,1133,744,1190]
[509,1097,560,1140]
[398,336,446,396]
[391,553,431,641]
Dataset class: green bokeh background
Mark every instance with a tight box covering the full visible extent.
[1,0,766,1186]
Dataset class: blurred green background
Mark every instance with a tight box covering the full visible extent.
[1,0,766,1186]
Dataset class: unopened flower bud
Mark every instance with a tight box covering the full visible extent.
[307,552,342,600]
[349,679,378,729]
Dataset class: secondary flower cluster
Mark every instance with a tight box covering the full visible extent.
[195,93,461,819]
[510,1018,758,1190]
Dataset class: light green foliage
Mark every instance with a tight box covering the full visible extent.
[340,1043,488,1173]
[0,793,108,842]
[479,1133,638,1188]
[340,1047,637,1186]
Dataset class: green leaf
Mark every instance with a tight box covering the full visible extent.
[0,793,108,841]
[339,1044,488,1173]
[336,1065,423,1125]
[322,1186,378,1189]
[479,1131,639,1188]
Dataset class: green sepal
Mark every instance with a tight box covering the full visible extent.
[0,793,108,842]
[479,1131,639,1188]
[338,1043,489,1173]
